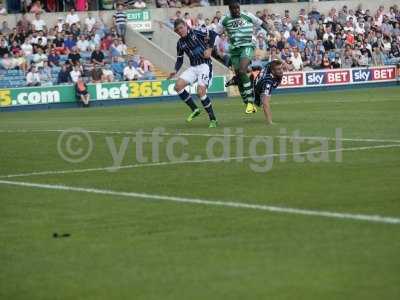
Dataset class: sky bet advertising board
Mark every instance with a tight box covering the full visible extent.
[279,66,397,89]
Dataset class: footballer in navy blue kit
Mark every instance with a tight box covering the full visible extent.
[253,60,284,125]
[168,19,219,128]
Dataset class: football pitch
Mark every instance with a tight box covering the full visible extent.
[1,87,400,299]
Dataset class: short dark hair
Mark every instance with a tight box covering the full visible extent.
[270,60,283,69]
[228,0,240,8]
[174,18,186,29]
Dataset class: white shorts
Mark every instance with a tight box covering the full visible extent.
[179,63,212,87]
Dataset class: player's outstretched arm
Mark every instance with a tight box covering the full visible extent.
[262,95,273,125]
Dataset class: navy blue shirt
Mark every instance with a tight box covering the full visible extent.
[256,63,282,96]
[175,28,217,71]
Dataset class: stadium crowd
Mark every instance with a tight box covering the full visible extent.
[1,2,400,89]
[0,0,215,13]
[168,4,400,70]
[0,4,156,88]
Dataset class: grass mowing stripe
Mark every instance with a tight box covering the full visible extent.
[1,144,399,179]
[1,179,400,225]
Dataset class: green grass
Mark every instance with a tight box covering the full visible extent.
[1,87,400,300]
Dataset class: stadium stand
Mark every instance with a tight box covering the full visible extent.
[0,1,399,89]
[166,3,400,70]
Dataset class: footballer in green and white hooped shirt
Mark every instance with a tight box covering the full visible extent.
[217,1,271,114]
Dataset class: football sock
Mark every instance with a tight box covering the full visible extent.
[200,95,216,121]
[177,89,198,111]
[239,73,254,103]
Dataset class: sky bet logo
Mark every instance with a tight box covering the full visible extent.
[352,69,371,82]
[306,70,351,85]
[353,67,395,82]
[306,72,325,85]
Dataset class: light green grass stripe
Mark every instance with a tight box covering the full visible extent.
[1,179,399,225]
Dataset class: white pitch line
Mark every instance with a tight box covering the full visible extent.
[0,179,399,225]
[1,128,400,144]
[1,144,399,179]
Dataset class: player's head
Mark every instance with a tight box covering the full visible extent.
[270,60,283,80]
[229,1,241,18]
[174,19,188,37]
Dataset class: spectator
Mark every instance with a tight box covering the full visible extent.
[116,38,127,56]
[184,13,194,28]
[54,33,67,54]
[256,32,268,51]
[331,52,342,68]
[68,47,81,65]
[32,47,47,68]
[139,56,155,80]
[111,56,125,80]
[26,66,41,86]
[16,14,31,33]
[48,49,60,67]
[113,4,127,40]
[287,30,298,48]
[66,8,80,27]
[85,12,96,32]
[156,0,169,8]
[342,49,355,68]
[323,35,336,51]
[21,39,33,57]
[39,61,53,86]
[282,57,295,72]
[14,51,28,72]
[102,66,114,82]
[87,35,98,52]
[100,34,113,51]
[70,63,83,83]
[56,16,65,33]
[32,13,46,32]
[30,1,43,14]
[91,46,105,66]
[290,48,304,71]
[0,39,9,57]
[1,21,11,35]
[64,34,77,51]
[110,40,120,57]
[75,0,88,12]
[134,0,146,9]
[70,23,81,37]
[371,46,385,66]
[77,35,90,52]
[123,60,142,81]
[321,53,331,69]
[358,49,370,66]
[10,41,22,56]
[308,6,321,21]
[91,67,103,83]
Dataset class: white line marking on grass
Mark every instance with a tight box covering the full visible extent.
[1,144,400,179]
[0,179,399,225]
[1,129,400,144]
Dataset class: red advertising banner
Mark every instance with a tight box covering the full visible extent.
[280,73,304,87]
